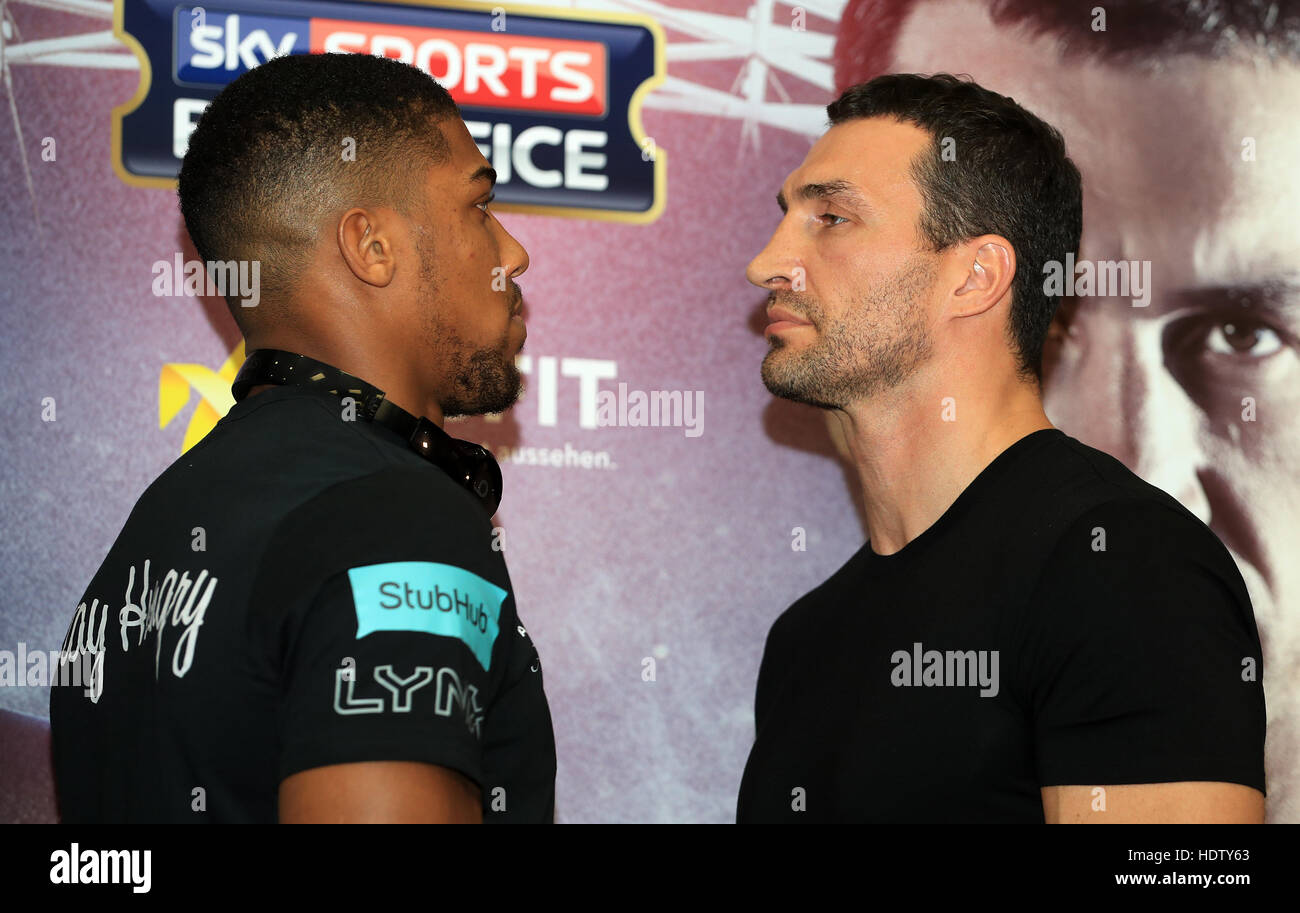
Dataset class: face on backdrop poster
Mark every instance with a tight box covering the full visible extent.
[1,0,1296,823]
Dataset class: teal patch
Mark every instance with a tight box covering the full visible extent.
[347,561,506,671]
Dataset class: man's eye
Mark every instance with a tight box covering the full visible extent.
[1206,319,1283,357]
[1167,311,1287,360]
[476,194,495,216]
[817,213,847,226]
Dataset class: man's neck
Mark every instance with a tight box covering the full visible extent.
[241,338,445,427]
[833,379,1053,556]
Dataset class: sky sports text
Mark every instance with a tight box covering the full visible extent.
[170,10,613,190]
[50,845,151,893]
[176,10,606,113]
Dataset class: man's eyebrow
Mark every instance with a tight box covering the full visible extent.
[468,165,497,189]
[1080,278,1300,325]
[1170,280,1300,317]
[777,180,869,214]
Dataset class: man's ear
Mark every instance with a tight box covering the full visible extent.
[953,237,1014,317]
[337,208,398,288]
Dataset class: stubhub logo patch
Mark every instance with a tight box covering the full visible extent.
[176,9,307,83]
[347,561,506,671]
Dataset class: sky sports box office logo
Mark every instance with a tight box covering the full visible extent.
[112,0,666,221]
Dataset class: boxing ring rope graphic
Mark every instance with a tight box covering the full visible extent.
[1,0,841,218]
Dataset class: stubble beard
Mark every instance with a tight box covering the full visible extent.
[418,234,525,418]
[762,256,937,410]
[440,334,524,418]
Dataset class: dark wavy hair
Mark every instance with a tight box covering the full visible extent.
[828,73,1083,383]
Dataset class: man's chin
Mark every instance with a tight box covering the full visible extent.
[761,357,839,411]
[443,363,524,419]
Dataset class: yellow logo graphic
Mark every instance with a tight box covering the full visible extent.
[159,341,246,453]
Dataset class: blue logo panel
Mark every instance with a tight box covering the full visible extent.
[175,8,310,85]
[116,0,664,221]
[347,561,506,671]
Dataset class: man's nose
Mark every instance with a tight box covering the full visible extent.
[747,219,798,289]
[497,221,529,279]
[1045,305,1212,525]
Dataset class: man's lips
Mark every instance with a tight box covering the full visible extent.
[765,305,813,336]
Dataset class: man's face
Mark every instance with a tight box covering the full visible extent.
[878,0,1300,816]
[746,117,940,410]
[411,116,530,417]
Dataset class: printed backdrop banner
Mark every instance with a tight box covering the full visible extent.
[2,0,1297,822]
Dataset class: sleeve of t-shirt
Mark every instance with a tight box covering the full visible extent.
[1017,498,1266,793]
[247,463,513,789]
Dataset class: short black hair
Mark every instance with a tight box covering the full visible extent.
[177,52,459,335]
[827,73,1083,383]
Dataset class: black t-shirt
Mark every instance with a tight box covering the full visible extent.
[736,428,1266,823]
[50,384,555,822]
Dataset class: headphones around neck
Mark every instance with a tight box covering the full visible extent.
[230,349,503,516]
